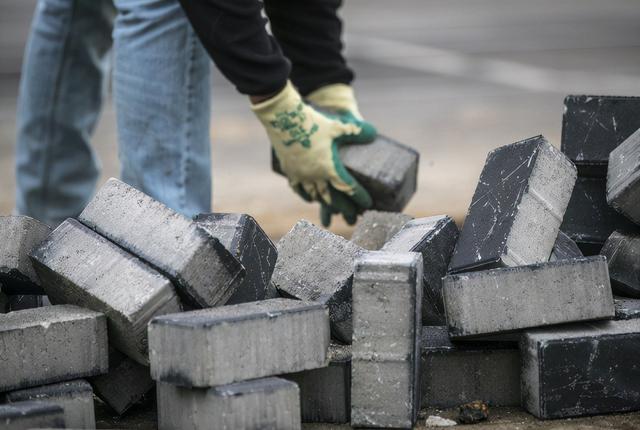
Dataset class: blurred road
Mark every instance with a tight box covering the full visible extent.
[2,0,640,238]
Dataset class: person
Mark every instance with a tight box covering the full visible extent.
[15,0,212,227]
[179,0,378,226]
[16,0,375,227]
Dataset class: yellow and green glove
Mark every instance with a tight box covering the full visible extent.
[252,81,376,226]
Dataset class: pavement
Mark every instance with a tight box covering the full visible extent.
[3,1,640,428]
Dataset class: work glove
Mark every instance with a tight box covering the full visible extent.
[306,83,378,226]
[252,81,376,226]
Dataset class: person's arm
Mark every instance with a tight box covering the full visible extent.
[178,0,289,97]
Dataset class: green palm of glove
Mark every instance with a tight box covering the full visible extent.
[253,81,376,223]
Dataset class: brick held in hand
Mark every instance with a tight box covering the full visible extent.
[5,379,95,429]
[382,215,458,325]
[443,256,614,338]
[77,178,245,308]
[272,220,364,343]
[561,95,640,177]
[30,218,182,365]
[195,212,277,304]
[273,135,419,212]
[607,128,640,225]
[351,251,422,429]
[449,135,576,274]
[522,319,640,419]
[0,215,51,295]
[0,305,108,392]
[157,378,301,430]
[148,298,329,387]
[420,326,520,408]
[350,210,413,251]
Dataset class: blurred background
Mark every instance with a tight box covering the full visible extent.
[2,0,640,239]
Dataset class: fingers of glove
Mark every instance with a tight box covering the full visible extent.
[320,203,333,227]
[334,115,377,144]
[293,183,313,202]
[328,170,373,211]
[315,181,331,206]
[302,182,319,201]
[328,185,359,225]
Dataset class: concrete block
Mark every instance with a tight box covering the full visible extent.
[549,231,583,261]
[30,219,181,365]
[449,136,576,273]
[351,252,422,429]
[194,212,277,304]
[382,216,458,325]
[350,210,413,250]
[0,305,108,392]
[77,178,245,308]
[149,298,329,387]
[89,348,155,416]
[272,220,364,343]
[157,378,300,430]
[561,176,638,255]
[607,127,640,224]
[614,296,640,320]
[5,295,49,312]
[5,380,95,429]
[0,401,65,429]
[443,256,614,338]
[600,230,640,297]
[284,343,351,423]
[420,326,520,408]
[561,95,640,177]
[0,215,51,295]
[522,319,640,419]
[273,135,419,211]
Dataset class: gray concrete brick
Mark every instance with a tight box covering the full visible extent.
[350,210,413,250]
[449,136,576,273]
[549,231,583,261]
[420,326,520,408]
[30,219,181,365]
[284,343,351,423]
[562,176,638,255]
[273,135,419,212]
[272,220,364,343]
[6,295,49,312]
[443,256,614,338]
[522,319,640,419]
[608,128,640,225]
[195,212,277,304]
[382,215,458,325]
[0,305,108,392]
[0,401,65,429]
[351,251,422,429]
[157,378,300,430]
[614,296,640,320]
[89,347,155,416]
[77,178,245,308]
[149,298,329,387]
[5,379,95,429]
[601,230,640,297]
[0,215,51,295]
[561,95,640,177]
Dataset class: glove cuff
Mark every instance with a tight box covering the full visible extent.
[251,81,302,121]
[306,84,363,120]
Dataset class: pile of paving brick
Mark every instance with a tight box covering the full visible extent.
[2,95,640,429]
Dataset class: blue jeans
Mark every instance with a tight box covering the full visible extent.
[15,0,212,227]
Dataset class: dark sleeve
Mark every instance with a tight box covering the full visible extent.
[178,0,291,95]
[264,0,354,96]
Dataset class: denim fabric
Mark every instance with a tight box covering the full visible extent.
[15,0,212,226]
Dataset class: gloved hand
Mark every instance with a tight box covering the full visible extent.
[306,83,378,226]
[253,81,375,226]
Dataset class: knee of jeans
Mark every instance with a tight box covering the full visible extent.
[113,0,186,37]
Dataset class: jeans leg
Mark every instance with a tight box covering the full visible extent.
[113,0,212,217]
[15,0,115,227]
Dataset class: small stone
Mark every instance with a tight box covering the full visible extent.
[449,135,576,273]
[0,215,51,295]
[425,415,457,427]
[157,378,301,430]
[0,401,65,429]
[350,210,413,250]
[77,178,245,308]
[458,400,489,424]
[195,212,277,304]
